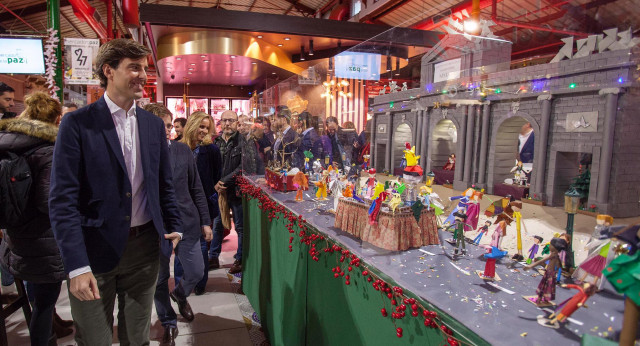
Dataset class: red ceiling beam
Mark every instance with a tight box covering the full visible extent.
[0,2,40,32]
[122,0,140,28]
[68,0,108,40]
[411,0,500,31]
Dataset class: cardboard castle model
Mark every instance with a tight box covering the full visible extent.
[370,29,640,217]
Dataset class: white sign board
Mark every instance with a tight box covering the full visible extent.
[433,58,461,83]
[64,38,100,85]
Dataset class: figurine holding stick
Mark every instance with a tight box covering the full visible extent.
[523,238,568,307]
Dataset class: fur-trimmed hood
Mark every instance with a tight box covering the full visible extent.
[0,118,58,154]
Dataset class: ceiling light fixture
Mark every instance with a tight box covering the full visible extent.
[463,19,479,34]
[308,40,314,56]
[284,37,290,41]
[252,62,257,65]
[395,57,400,76]
[200,55,206,58]
[277,44,283,47]
[204,60,209,63]
[190,63,196,66]
[300,45,306,61]
[234,70,239,73]
[230,55,236,59]
[176,57,182,60]
[272,72,276,74]
[386,54,391,72]
[257,35,263,39]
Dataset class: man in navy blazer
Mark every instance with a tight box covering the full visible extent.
[518,122,535,163]
[49,39,183,345]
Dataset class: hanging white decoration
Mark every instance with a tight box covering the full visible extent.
[44,28,60,100]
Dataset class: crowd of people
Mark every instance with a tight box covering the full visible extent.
[0,38,371,346]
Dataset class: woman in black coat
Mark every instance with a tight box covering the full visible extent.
[0,92,67,345]
[180,111,222,295]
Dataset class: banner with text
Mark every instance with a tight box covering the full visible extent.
[64,38,100,85]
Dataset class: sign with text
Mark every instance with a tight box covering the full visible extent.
[335,52,381,81]
[0,38,45,74]
[64,38,100,85]
[433,58,461,83]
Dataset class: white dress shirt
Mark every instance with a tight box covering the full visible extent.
[518,129,533,154]
[69,93,152,279]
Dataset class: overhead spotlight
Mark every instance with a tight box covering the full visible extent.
[234,70,239,73]
[257,35,263,39]
[284,37,291,41]
[386,54,391,72]
[277,44,283,47]
[272,72,276,74]
[300,45,306,61]
[463,19,479,34]
[200,55,206,58]
[190,63,196,66]
[328,57,333,71]
[203,60,209,63]
[176,57,182,60]
[309,40,314,56]
[252,62,257,65]
[230,55,236,59]
[395,57,400,76]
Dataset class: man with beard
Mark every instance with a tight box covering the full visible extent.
[209,110,249,273]
[0,82,16,119]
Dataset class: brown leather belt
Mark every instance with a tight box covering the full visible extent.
[130,221,154,238]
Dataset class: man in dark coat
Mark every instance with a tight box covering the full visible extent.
[49,39,183,345]
[518,122,535,164]
[272,108,298,167]
[209,110,246,274]
[144,103,212,342]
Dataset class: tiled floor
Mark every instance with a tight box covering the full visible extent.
[4,233,262,345]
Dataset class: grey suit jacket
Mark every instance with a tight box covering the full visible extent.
[169,140,211,246]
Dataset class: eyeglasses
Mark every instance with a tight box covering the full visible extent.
[221,118,237,123]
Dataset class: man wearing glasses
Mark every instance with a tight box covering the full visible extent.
[209,110,251,273]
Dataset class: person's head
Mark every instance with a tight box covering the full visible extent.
[238,114,253,136]
[19,91,61,124]
[251,123,264,139]
[534,235,543,244]
[182,111,214,149]
[258,116,272,133]
[549,237,568,253]
[484,220,492,227]
[143,103,173,140]
[275,109,291,130]
[62,102,78,117]
[0,82,15,114]
[521,122,533,134]
[95,38,151,105]
[220,110,239,137]
[326,116,339,136]
[596,214,613,226]
[342,121,355,130]
[173,117,186,137]
[471,190,484,201]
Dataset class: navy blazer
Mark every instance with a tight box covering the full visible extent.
[293,128,321,168]
[49,97,183,274]
[169,140,210,246]
[518,132,535,163]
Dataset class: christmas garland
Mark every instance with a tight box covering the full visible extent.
[43,28,60,100]
[238,176,466,346]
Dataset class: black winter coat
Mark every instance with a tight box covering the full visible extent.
[0,118,65,283]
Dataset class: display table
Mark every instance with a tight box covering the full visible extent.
[432,168,455,185]
[241,175,625,346]
[334,199,439,251]
[493,183,529,200]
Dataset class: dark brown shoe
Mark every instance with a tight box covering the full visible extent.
[228,260,242,274]
[161,325,178,345]
[208,257,220,270]
[170,291,194,322]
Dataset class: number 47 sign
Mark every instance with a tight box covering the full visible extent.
[64,38,100,85]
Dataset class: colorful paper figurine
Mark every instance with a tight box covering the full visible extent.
[537,283,597,329]
[403,142,423,175]
[523,238,568,307]
[445,210,468,255]
[315,170,329,200]
[292,171,308,202]
[602,224,640,346]
[477,246,508,280]
[511,201,525,261]
[368,191,389,225]
[527,236,543,264]
[473,221,492,245]
[442,153,455,171]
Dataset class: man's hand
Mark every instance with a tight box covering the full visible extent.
[165,232,181,249]
[70,272,100,301]
[215,181,227,193]
[202,225,213,242]
[264,146,271,154]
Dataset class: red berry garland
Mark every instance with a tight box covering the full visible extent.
[237,177,465,345]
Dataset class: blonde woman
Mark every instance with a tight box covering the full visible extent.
[180,111,221,294]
